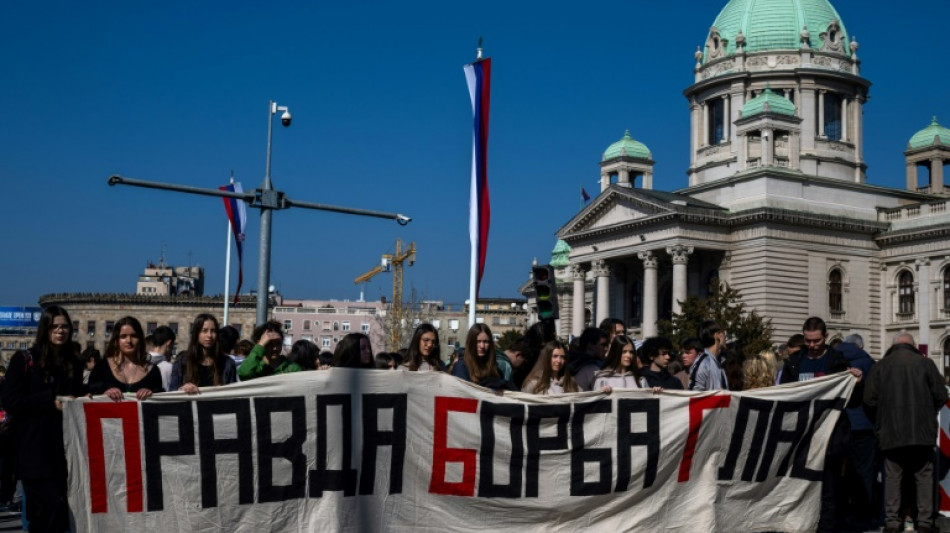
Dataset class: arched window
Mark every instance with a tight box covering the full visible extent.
[898,270,915,315]
[943,267,950,311]
[829,269,843,313]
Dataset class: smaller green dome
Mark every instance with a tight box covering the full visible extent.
[908,117,950,149]
[602,130,651,161]
[741,86,796,117]
[550,240,571,268]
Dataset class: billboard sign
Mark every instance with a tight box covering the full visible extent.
[0,306,43,328]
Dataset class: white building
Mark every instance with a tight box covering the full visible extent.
[547,0,950,367]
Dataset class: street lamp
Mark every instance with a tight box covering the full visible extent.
[258,100,291,325]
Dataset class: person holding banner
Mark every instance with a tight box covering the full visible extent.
[1,306,83,532]
[451,324,515,390]
[521,339,578,395]
[88,316,163,401]
[333,332,375,369]
[638,337,684,390]
[593,335,651,392]
[169,314,237,393]
[401,324,445,371]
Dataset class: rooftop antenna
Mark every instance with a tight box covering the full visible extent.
[476,37,483,61]
[160,242,167,268]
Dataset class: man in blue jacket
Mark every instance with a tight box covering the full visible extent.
[836,334,877,530]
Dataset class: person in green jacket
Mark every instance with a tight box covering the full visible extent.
[237,320,302,380]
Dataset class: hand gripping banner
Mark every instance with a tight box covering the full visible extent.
[64,370,854,532]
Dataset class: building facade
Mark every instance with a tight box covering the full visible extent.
[551,0,950,369]
[37,293,258,356]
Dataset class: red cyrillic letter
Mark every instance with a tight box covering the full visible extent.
[428,396,478,496]
[678,395,731,482]
[84,402,143,513]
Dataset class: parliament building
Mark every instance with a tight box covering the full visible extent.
[544,0,950,365]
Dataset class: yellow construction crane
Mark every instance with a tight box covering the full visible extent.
[354,238,416,350]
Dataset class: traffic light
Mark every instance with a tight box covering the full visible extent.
[531,265,559,320]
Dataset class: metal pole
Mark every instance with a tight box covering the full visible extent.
[257,101,276,325]
[224,217,232,326]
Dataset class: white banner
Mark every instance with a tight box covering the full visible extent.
[64,369,854,532]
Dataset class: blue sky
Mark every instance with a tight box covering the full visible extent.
[1,0,947,307]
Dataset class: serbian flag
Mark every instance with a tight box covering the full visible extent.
[220,182,247,305]
[581,187,591,202]
[464,57,491,298]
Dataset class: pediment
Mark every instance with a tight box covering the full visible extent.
[558,188,676,237]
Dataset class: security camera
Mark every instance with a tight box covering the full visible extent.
[281,110,292,127]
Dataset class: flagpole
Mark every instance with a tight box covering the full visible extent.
[223,173,234,325]
[467,39,485,329]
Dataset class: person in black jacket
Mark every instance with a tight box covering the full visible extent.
[638,336,684,390]
[778,316,862,533]
[864,333,947,533]
[0,305,84,533]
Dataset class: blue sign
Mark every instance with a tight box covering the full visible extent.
[0,307,43,328]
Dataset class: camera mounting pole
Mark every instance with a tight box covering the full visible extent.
[108,100,411,325]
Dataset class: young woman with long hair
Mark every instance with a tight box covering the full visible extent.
[88,316,163,400]
[170,314,237,393]
[592,335,644,392]
[332,332,375,368]
[1,306,84,532]
[401,323,444,371]
[451,324,515,390]
[521,340,578,395]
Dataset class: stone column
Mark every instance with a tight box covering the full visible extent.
[789,132,801,169]
[690,102,700,166]
[761,128,773,167]
[618,169,631,187]
[841,97,849,142]
[800,88,816,150]
[667,245,694,316]
[722,94,730,142]
[643,171,653,190]
[917,258,931,348]
[703,103,710,146]
[906,162,918,190]
[817,90,826,138]
[737,132,746,170]
[571,264,586,337]
[592,260,611,328]
[932,157,945,194]
[638,251,658,337]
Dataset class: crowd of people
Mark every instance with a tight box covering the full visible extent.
[0,305,945,533]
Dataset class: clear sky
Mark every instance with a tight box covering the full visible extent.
[1,0,947,308]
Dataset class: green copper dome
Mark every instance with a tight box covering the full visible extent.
[741,86,796,117]
[602,130,651,161]
[703,0,851,63]
[908,117,950,149]
[550,240,571,268]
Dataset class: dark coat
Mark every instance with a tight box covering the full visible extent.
[0,348,84,480]
[641,368,684,390]
[779,346,858,457]
[863,343,948,450]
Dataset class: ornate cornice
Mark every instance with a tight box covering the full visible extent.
[876,226,950,246]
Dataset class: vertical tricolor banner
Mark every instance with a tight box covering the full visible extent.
[464,57,491,301]
[220,182,247,305]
